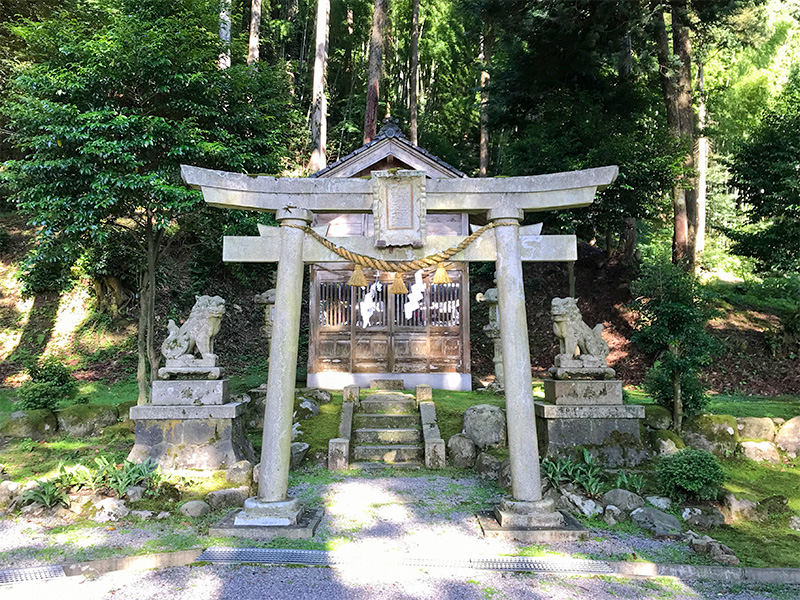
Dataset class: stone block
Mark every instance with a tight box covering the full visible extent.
[739,441,781,463]
[737,417,775,441]
[127,412,255,471]
[339,402,354,439]
[684,414,739,458]
[158,366,224,380]
[535,402,648,467]
[57,404,119,437]
[129,402,245,420]
[544,380,623,405]
[234,497,302,527]
[494,497,565,529]
[206,487,250,510]
[1,409,58,440]
[415,384,433,403]
[328,438,350,471]
[425,438,446,469]
[447,433,476,468]
[369,379,404,390]
[463,404,506,449]
[775,416,800,457]
[343,385,360,404]
[152,379,229,406]
[534,403,644,419]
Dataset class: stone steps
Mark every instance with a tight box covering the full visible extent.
[348,461,422,471]
[352,428,422,445]
[352,444,424,463]
[351,388,424,467]
[353,414,420,429]
[359,394,417,414]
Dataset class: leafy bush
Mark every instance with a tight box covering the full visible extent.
[16,380,65,410]
[16,357,76,410]
[656,448,726,503]
[27,357,73,388]
[643,360,709,417]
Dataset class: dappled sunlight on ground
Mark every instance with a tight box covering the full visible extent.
[43,287,91,356]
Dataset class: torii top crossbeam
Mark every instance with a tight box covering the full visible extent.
[181,164,618,214]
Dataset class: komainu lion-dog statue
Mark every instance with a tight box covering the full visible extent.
[161,295,226,365]
[550,297,609,365]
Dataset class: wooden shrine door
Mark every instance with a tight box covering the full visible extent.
[309,265,469,380]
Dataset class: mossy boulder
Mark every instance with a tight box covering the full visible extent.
[117,400,137,425]
[684,414,739,458]
[644,405,672,430]
[56,404,119,437]
[736,417,775,441]
[649,429,685,456]
[0,409,58,440]
[775,416,800,458]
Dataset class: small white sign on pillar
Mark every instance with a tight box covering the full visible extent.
[372,170,426,248]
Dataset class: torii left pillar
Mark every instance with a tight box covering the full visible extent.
[234,207,312,526]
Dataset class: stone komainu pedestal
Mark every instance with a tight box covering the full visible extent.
[536,298,647,467]
[127,390,256,470]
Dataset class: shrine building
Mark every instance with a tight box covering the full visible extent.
[306,119,472,391]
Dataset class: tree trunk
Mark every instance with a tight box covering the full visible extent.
[479,30,493,177]
[248,0,262,65]
[672,0,697,271]
[145,223,161,387]
[696,60,708,262]
[669,343,683,433]
[218,0,232,69]
[409,0,419,145]
[136,272,149,404]
[310,0,330,172]
[363,0,387,144]
[654,2,691,269]
[621,216,637,262]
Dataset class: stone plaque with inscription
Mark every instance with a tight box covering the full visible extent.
[372,170,426,248]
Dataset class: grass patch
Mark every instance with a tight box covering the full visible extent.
[297,392,343,455]
[706,395,800,420]
[699,457,800,568]
[430,388,505,442]
[624,385,800,420]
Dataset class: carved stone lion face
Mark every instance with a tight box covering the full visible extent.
[192,295,226,319]
[551,297,579,321]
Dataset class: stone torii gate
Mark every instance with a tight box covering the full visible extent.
[182,164,618,533]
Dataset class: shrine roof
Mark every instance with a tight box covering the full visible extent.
[311,118,466,180]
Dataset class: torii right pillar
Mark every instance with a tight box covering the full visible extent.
[490,206,564,529]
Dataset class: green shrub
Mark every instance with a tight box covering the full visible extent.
[16,380,66,410]
[656,448,726,503]
[17,357,77,410]
[643,360,709,416]
[27,357,73,388]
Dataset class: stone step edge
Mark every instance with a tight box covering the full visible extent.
[352,444,424,450]
[353,428,421,433]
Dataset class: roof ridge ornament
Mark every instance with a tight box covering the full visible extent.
[374,116,406,141]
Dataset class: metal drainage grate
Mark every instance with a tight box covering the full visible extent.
[0,565,66,585]
[196,548,613,575]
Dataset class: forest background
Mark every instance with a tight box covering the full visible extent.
[0,0,799,410]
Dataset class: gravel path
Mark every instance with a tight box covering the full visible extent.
[1,473,799,599]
